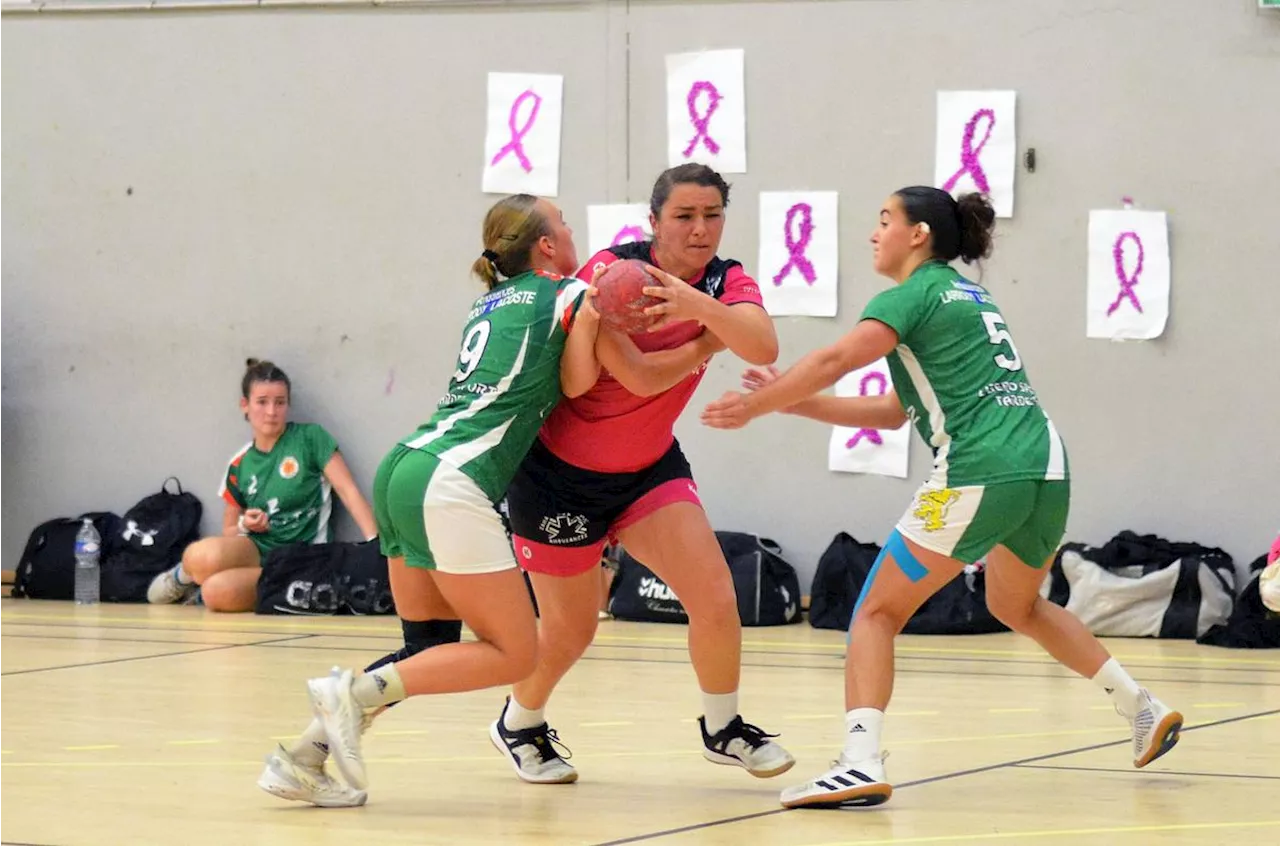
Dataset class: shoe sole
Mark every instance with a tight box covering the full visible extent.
[702,749,797,779]
[308,679,368,791]
[258,781,368,808]
[781,783,893,809]
[487,720,579,784]
[1135,710,1183,768]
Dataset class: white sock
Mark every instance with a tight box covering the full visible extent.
[502,696,546,731]
[351,665,406,708]
[702,691,739,735]
[287,718,329,768]
[173,563,193,586]
[843,708,884,763]
[1092,657,1143,716]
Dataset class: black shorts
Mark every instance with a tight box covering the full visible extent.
[504,438,701,577]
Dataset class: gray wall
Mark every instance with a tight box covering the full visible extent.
[4,1,1278,591]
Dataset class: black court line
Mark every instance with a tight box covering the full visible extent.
[0,634,314,676]
[587,707,1280,846]
[1,633,255,648]
[1016,763,1280,781]
[240,642,1280,687]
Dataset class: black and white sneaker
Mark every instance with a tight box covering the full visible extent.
[700,715,795,778]
[780,753,891,809]
[489,699,577,784]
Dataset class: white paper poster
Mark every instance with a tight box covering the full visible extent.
[1086,209,1170,340]
[827,360,911,478]
[935,90,1017,218]
[482,72,564,196]
[586,203,652,256]
[666,49,747,174]
[757,191,838,317]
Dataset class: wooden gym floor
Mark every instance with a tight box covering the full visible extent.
[1,600,1277,845]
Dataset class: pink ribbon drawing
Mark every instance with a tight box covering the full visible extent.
[682,81,722,158]
[490,89,542,172]
[1106,231,1145,316]
[941,108,995,193]
[610,225,646,246]
[845,372,888,448]
[772,203,816,286]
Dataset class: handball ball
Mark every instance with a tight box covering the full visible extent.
[593,259,663,334]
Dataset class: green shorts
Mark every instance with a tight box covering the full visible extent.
[373,444,516,575]
[896,479,1070,567]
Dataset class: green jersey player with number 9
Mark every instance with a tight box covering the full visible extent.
[263,194,706,806]
[701,186,1182,810]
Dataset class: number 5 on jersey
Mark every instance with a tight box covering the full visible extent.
[454,321,492,382]
[982,311,1022,372]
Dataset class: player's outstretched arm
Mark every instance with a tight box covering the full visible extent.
[702,319,898,430]
[741,366,908,429]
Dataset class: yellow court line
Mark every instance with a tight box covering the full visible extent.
[166,739,220,746]
[809,819,1280,845]
[6,608,1279,667]
[593,633,1280,666]
[62,744,120,751]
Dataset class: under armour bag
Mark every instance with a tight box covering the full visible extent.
[12,512,122,600]
[256,540,395,616]
[101,478,204,602]
[608,531,803,626]
[808,533,882,630]
[1197,553,1280,649]
[1042,531,1235,639]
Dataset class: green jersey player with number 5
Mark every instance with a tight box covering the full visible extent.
[701,187,1182,809]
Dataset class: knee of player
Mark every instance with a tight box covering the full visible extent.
[985,590,1035,629]
[200,575,247,613]
[400,619,463,657]
[682,585,740,629]
[853,595,914,634]
[181,540,218,583]
[503,637,539,682]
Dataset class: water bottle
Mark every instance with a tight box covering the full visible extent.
[74,518,101,605]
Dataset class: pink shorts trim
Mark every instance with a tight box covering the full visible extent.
[512,535,606,578]
[611,478,704,536]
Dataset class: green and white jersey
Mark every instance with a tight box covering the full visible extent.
[861,260,1068,488]
[219,421,339,552]
[401,269,587,502]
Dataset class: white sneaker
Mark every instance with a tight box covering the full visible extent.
[1129,689,1182,768]
[257,745,367,808]
[489,699,578,784]
[700,715,795,778]
[307,669,368,790]
[780,753,892,809]
[146,565,197,605]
